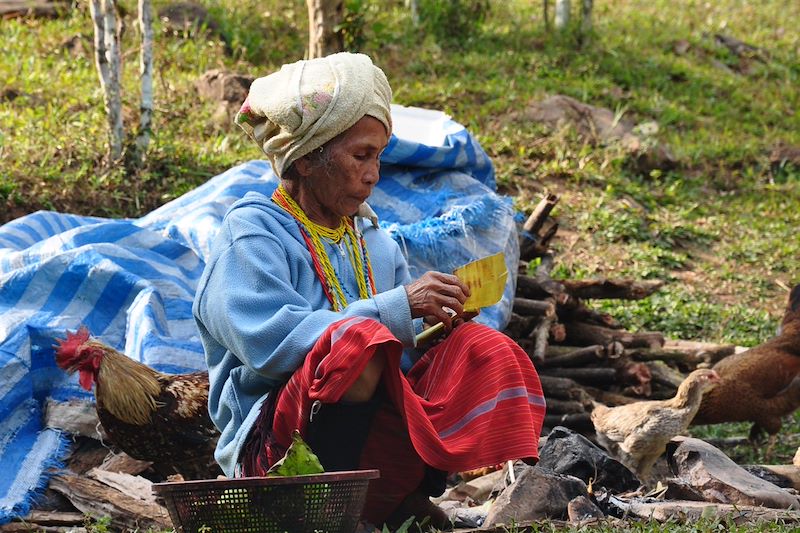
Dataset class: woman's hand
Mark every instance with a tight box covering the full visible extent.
[405,271,471,332]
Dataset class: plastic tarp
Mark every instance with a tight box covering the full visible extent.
[0,104,519,523]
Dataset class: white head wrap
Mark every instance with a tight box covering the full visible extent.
[235,52,393,179]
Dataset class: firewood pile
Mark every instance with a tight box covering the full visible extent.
[506,193,737,438]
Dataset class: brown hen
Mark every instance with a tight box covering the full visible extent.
[590,368,720,484]
[55,326,221,480]
[692,284,800,457]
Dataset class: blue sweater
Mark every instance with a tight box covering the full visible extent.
[193,191,416,476]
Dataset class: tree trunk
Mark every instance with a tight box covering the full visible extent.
[90,0,123,161]
[135,0,154,164]
[581,0,592,32]
[406,0,419,26]
[554,0,570,30]
[306,0,344,59]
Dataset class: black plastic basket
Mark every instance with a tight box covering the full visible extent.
[153,469,379,533]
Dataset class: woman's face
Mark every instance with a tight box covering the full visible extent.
[294,116,389,227]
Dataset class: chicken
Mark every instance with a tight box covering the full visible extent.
[590,368,720,484]
[693,284,800,457]
[55,326,221,480]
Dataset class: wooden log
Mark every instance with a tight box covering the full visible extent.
[513,297,556,318]
[504,312,537,339]
[560,279,665,300]
[49,473,170,532]
[662,339,737,366]
[545,398,587,415]
[612,498,800,524]
[560,303,623,329]
[615,361,652,397]
[538,375,588,401]
[539,366,618,385]
[540,345,604,368]
[530,313,555,362]
[564,321,664,349]
[745,465,800,492]
[7,511,84,527]
[549,321,567,343]
[645,360,686,389]
[544,412,593,432]
[522,192,559,235]
[582,386,639,405]
[521,220,559,260]
[519,193,559,260]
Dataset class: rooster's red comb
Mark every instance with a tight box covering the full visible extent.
[54,326,91,368]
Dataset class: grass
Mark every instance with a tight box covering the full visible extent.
[2,0,800,531]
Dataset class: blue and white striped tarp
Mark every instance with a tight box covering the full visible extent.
[0,105,519,524]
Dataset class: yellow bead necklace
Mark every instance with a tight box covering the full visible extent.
[272,185,374,311]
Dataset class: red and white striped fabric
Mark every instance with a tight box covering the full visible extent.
[246,317,545,523]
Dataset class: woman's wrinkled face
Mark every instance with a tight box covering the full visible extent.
[295,116,389,226]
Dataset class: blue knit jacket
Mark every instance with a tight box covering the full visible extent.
[193,190,416,476]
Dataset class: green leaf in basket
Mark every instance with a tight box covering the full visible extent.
[267,429,324,477]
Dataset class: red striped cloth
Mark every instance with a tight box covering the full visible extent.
[244,317,545,523]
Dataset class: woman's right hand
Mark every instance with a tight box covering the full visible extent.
[405,271,471,332]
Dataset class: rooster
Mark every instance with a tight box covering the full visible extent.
[693,284,800,458]
[590,368,720,485]
[55,326,221,480]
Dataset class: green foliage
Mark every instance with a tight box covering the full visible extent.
[416,0,490,46]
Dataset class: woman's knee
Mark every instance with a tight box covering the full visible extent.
[342,348,386,402]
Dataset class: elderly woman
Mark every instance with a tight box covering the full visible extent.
[193,52,545,528]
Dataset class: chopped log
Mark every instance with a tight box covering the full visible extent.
[519,221,559,261]
[49,473,170,532]
[560,279,665,300]
[44,398,107,440]
[662,338,737,366]
[522,193,559,235]
[516,273,569,304]
[540,345,604,368]
[627,347,707,366]
[560,302,623,329]
[610,497,800,524]
[615,361,652,396]
[645,360,686,389]
[545,398,588,415]
[549,321,567,343]
[582,386,639,406]
[746,465,800,492]
[544,412,593,432]
[88,468,158,504]
[538,375,589,401]
[99,452,153,476]
[7,511,84,527]
[539,366,618,385]
[513,297,556,317]
[564,322,664,349]
[519,193,559,260]
[504,312,537,338]
[530,313,555,362]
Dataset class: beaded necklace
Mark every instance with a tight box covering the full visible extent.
[272,185,376,311]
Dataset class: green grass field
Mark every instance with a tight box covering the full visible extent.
[2,0,800,530]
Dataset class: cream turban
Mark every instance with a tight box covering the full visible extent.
[235,52,393,178]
